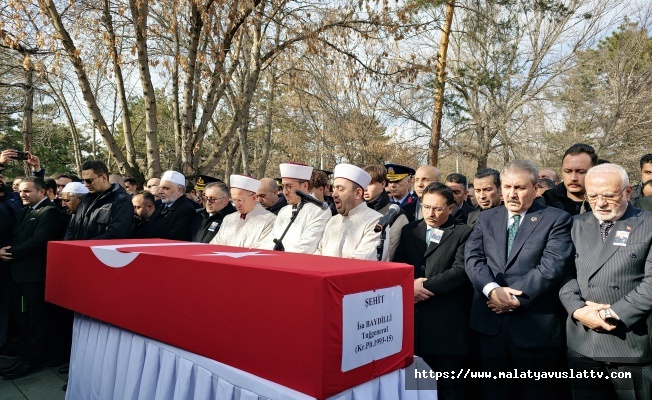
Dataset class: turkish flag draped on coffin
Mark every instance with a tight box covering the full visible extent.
[45,239,414,399]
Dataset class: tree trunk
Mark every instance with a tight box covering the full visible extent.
[172,12,183,169]
[238,121,250,176]
[129,0,161,178]
[37,0,134,175]
[103,0,141,179]
[429,0,455,167]
[180,0,203,175]
[45,77,83,175]
[22,60,33,176]
[189,1,262,174]
[258,71,276,178]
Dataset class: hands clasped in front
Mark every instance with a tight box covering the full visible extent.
[572,301,617,332]
[487,287,522,314]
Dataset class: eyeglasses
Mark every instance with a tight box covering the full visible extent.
[230,195,253,204]
[203,196,227,203]
[422,204,447,212]
[585,186,628,204]
[83,176,100,185]
[281,184,296,192]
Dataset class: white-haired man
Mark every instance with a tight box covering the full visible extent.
[560,163,652,399]
[315,164,387,260]
[210,175,275,248]
[144,170,196,241]
[59,182,89,216]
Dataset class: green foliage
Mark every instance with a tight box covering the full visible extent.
[115,89,178,170]
[0,114,24,178]
[554,20,652,172]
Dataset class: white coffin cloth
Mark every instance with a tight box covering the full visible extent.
[66,314,437,400]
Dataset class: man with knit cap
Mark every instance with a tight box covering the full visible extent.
[144,170,197,241]
[261,163,331,253]
[210,175,275,248]
[315,163,387,260]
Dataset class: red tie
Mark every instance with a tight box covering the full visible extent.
[240,213,246,220]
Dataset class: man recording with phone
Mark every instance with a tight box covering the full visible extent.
[0,150,46,180]
[0,150,46,219]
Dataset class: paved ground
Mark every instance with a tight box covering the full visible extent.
[0,358,67,400]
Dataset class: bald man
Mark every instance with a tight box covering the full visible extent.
[402,165,442,222]
[257,177,286,215]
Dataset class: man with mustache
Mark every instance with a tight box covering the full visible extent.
[465,160,573,400]
[551,143,597,215]
[59,182,88,216]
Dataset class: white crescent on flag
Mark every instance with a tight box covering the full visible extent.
[90,243,202,268]
[90,243,275,268]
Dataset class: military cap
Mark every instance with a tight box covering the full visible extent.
[384,164,415,182]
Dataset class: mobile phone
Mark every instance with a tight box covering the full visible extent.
[12,151,29,161]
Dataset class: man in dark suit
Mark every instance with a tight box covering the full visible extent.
[632,179,652,211]
[145,170,196,241]
[190,181,236,243]
[466,168,502,228]
[401,165,442,223]
[445,173,476,224]
[131,191,157,238]
[395,182,472,400]
[465,160,573,400]
[560,163,652,400]
[0,177,63,380]
[630,154,652,202]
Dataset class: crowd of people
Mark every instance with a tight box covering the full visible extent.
[0,145,651,399]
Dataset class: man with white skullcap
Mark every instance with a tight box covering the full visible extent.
[144,170,196,240]
[210,175,275,248]
[59,182,89,216]
[315,164,388,260]
[261,163,331,253]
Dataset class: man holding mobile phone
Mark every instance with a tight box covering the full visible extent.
[0,150,45,179]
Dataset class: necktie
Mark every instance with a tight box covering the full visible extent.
[507,215,521,255]
[240,213,246,220]
[600,222,614,243]
[425,227,431,243]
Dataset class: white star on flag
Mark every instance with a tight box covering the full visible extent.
[199,251,272,258]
